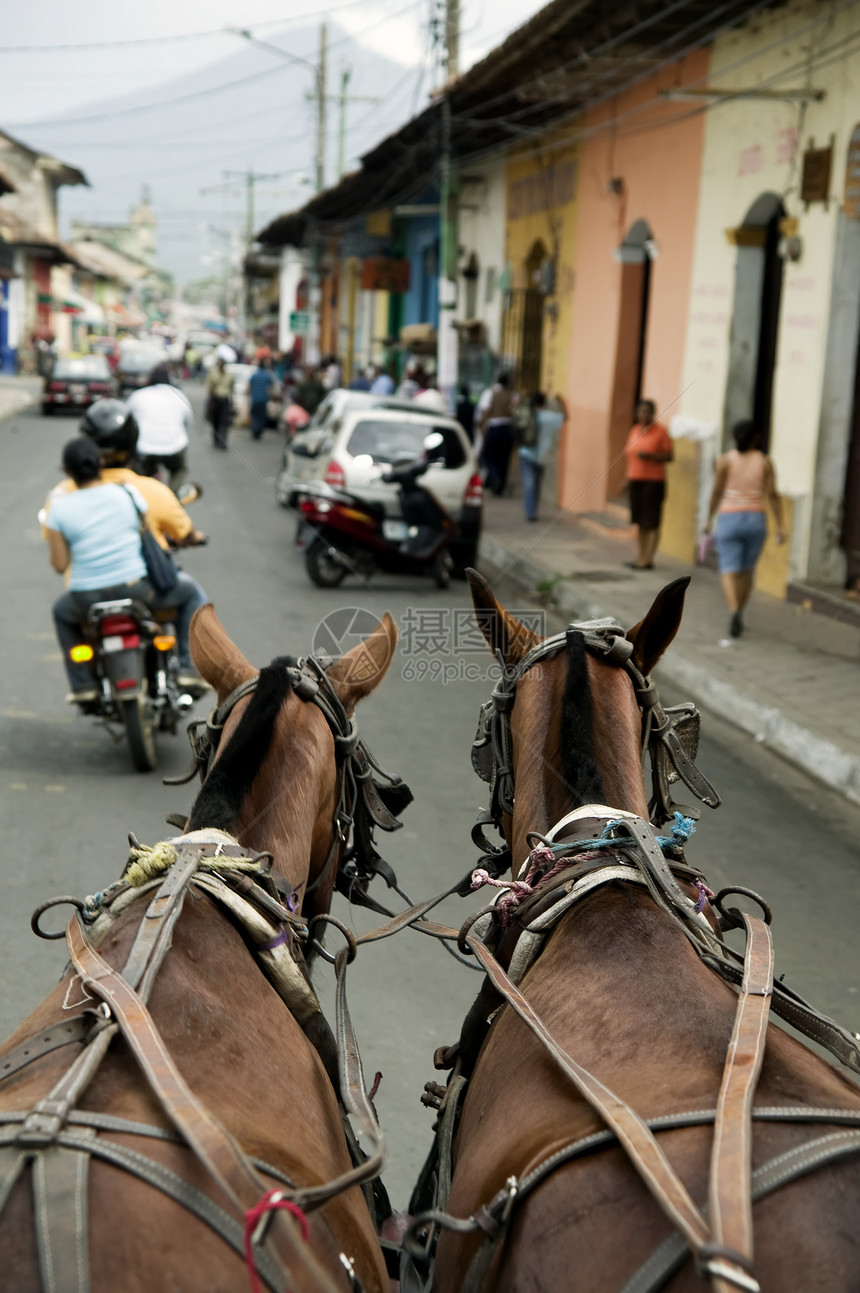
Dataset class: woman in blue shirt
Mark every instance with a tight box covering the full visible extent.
[46,438,151,700]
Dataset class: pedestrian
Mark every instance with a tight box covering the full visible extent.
[322,354,342,390]
[248,357,279,440]
[456,384,475,442]
[205,355,235,450]
[476,372,515,496]
[126,364,191,492]
[295,365,325,416]
[413,378,447,413]
[348,365,372,391]
[517,392,568,522]
[624,399,673,570]
[370,365,395,396]
[396,359,424,400]
[703,418,785,638]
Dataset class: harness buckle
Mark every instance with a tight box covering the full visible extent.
[496,1175,519,1225]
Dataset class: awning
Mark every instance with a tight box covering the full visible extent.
[66,290,105,325]
[108,301,146,328]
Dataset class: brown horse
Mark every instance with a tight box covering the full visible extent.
[0,603,403,1292]
[422,572,860,1292]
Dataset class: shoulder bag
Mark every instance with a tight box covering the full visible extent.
[121,485,179,595]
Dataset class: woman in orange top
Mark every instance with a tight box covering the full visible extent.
[705,419,785,638]
[624,399,674,570]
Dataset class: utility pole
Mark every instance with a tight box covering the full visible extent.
[315,23,328,194]
[437,0,460,412]
[337,69,379,181]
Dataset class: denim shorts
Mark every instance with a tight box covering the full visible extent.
[715,511,766,573]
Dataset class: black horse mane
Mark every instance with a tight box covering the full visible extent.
[561,630,606,807]
[187,656,298,833]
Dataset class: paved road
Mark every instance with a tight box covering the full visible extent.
[1,395,858,1210]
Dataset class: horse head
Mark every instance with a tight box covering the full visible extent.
[466,568,691,866]
[186,603,401,918]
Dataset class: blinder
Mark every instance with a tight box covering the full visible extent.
[470,616,719,834]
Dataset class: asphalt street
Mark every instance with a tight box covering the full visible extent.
[1,391,859,1210]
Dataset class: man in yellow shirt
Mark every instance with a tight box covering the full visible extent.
[42,399,208,689]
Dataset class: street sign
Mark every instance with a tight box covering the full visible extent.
[289,310,309,333]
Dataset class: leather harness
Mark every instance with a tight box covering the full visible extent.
[402,620,860,1293]
[0,654,412,1293]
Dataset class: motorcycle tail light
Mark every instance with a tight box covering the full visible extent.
[324,460,345,488]
[299,499,315,515]
[100,615,138,635]
[115,679,138,690]
[153,634,176,651]
[70,644,94,663]
[464,471,483,506]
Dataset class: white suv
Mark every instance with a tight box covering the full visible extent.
[275,392,483,572]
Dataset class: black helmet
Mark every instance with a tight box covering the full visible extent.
[80,398,139,463]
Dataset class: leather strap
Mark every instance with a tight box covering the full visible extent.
[464,932,711,1255]
[706,914,773,1292]
[33,1130,94,1293]
[0,1015,100,1084]
[65,917,341,1293]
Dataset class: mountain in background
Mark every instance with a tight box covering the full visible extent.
[12,23,426,283]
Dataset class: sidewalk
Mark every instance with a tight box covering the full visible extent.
[479,493,860,809]
[0,375,40,422]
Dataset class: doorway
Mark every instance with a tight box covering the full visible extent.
[723,193,786,449]
[607,219,653,498]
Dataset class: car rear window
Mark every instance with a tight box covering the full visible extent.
[346,420,465,468]
[52,357,111,379]
[120,352,160,373]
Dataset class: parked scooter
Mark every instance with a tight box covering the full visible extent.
[292,441,458,589]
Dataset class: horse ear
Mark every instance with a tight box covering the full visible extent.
[326,611,398,712]
[466,567,542,666]
[189,604,257,702]
[626,576,691,676]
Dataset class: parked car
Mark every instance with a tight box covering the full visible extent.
[274,393,483,573]
[116,345,164,394]
[87,336,120,371]
[42,355,116,414]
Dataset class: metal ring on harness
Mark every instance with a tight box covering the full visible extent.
[31,896,86,940]
[307,913,358,966]
[713,887,773,930]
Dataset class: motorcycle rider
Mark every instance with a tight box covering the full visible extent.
[42,399,209,696]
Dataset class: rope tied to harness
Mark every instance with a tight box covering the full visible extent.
[124,841,266,888]
[469,813,708,924]
[243,1189,310,1293]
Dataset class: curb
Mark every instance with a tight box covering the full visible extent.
[480,533,860,809]
[0,387,38,424]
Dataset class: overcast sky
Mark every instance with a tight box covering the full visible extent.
[0,0,541,124]
[0,0,546,282]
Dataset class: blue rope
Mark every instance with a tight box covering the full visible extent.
[541,812,696,860]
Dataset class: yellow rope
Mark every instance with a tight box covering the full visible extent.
[126,842,264,888]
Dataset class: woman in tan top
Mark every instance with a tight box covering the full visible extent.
[705,419,784,638]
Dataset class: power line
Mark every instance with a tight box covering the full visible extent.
[0,0,386,54]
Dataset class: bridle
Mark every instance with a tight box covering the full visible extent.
[166,652,411,904]
[469,617,720,870]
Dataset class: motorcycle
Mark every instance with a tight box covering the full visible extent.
[39,483,207,773]
[68,596,199,772]
[292,449,457,590]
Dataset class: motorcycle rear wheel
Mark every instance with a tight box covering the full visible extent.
[306,539,347,588]
[432,551,452,590]
[120,694,157,772]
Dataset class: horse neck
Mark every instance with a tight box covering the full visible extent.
[215,693,338,897]
[510,655,649,865]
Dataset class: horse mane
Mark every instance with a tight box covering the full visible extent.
[560,630,606,807]
[187,656,297,833]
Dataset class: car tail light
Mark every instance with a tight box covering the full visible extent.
[90,383,110,393]
[464,471,483,506]
[100,615,138,635]
[324,460,345,488]
[49,381,68,391]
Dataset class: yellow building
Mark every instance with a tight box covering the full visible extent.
[503,135,580,400]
